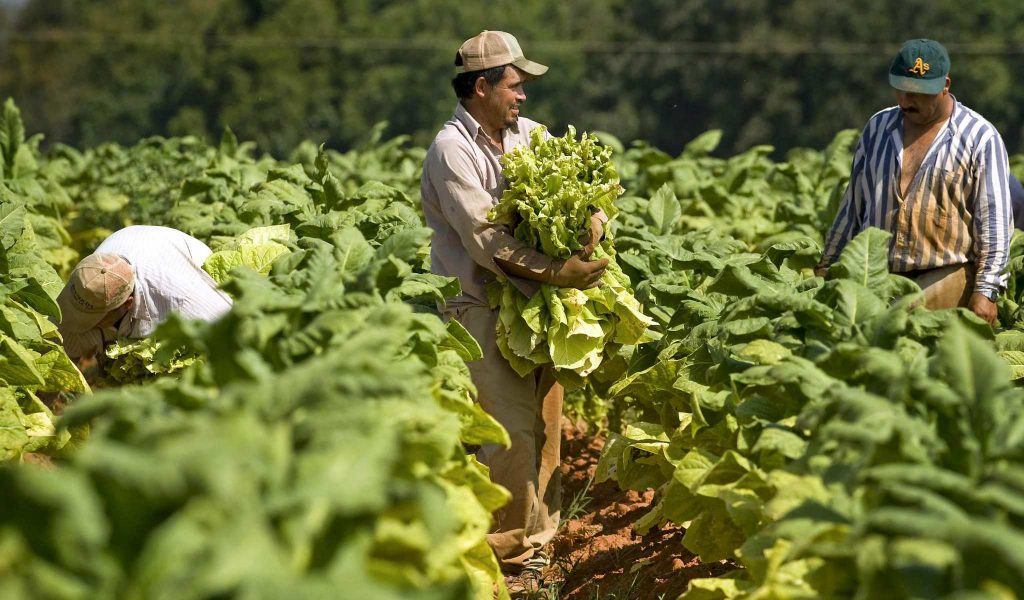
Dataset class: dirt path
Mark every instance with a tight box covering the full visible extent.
[539,423,734,599]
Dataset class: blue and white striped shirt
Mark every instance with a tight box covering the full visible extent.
[820,97,1012,296]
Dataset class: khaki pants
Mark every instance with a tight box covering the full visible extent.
[446,304,563,572]
[909,263,973,309]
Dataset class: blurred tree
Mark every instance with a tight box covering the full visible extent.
[581,0,1024,154]
[1,0,1023,156]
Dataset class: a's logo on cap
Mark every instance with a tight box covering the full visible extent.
[908,57,930,77]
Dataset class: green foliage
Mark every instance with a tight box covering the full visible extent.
[492,126,622,258]
[202,224,292,285]
[1,326,506,599]
[96,338,201,386]
[4,88,1024,598]
[49,132,275,259]
[487,126,655,387]
[598,226,1024,598]
[0,99,510,599]
[0,105,87,462]
[7,2,1024,162]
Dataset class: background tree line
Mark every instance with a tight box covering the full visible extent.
[2,0,1024,157]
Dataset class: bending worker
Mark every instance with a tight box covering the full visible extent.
[57,225,232,360]
[817,39,1012,324]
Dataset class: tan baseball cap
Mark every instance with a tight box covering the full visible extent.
[455,31,548,77]
[57,253,135,334]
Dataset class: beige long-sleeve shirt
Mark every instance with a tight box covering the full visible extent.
[420,104,557,308]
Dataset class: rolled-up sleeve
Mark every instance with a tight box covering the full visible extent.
[429,141,555,292]
[819,134,867,269]
[970,133,1013,295]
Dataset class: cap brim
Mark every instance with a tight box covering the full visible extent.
[512,58,548,77]
[889,73,945,94]
[56,284,109,334]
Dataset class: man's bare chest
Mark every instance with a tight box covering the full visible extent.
[900,128,942,197]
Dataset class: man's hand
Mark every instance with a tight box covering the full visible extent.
[74,354,103,387]
[548,254,608,289]
[969,292,998,325]
[578,213,604,259]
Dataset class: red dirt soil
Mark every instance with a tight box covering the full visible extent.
[539,422,735,600]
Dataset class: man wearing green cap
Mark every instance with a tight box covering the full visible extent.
[818,39,1012,324]
[421,31,608,589]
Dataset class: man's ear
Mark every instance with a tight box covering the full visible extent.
[123,295,135,309]
[473,75,489,98]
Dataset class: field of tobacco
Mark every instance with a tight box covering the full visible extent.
[2,96,1024,599]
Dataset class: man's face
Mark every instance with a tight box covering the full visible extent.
[480,66,528,131]
[96,297,133,329]
[896,76,951,126]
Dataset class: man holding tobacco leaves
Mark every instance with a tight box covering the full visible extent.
[420,30,607,591]
[817,39,1012,325]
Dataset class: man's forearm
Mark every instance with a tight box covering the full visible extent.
[819,140,867,271]
[973,254,1006,298]
[498,252,608,291]
[818,200,860,271]
[970,136,1013,299]
[971,200,1012,297]
[494,253,558,284]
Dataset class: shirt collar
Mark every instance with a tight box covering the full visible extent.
[947,95,962,134]
[887,94,961,136]
[454,102,481,138]
[454,102,520,146]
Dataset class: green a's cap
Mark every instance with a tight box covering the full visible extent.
[888,39,950,94]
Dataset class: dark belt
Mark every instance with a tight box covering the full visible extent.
[892,264,969,280]
[893,267,935,279]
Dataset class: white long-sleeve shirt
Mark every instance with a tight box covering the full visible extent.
[95,225,233,338]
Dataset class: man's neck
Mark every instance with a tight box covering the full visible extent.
[905,95,954,135]
[462,101,503,148]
